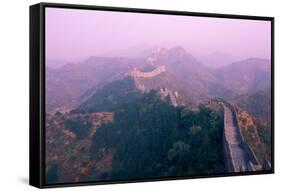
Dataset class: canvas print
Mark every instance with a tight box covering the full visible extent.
[45,8,272,184]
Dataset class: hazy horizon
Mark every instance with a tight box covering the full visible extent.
[46,8,271,66]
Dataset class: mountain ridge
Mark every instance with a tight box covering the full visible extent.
[47,46,271,113]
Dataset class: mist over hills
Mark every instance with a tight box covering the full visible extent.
[46,46,270,113]
[46,57,144,111]
[46,59,70,69]
[45,46,271,183]
[197,51,238,68]
[215,58,270,94]
[231,88,271,121]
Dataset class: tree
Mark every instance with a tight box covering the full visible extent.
[64,119,91,140]
[168,141,191,164]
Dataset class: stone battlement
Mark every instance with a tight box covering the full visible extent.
[130,65,166,78]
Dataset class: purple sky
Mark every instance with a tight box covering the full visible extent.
[46,7,271,63]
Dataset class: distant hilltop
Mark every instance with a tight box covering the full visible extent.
[130,65,166,78]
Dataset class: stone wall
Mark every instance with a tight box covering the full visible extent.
[210,98,263,172]
[130,65,166,78]
[222,133,235,172]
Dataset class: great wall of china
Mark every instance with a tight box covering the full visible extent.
[128,60,272,173]
[130,65,166,78]
[130,47,167,78]
[129,65,181,107]
[210,98,271,172]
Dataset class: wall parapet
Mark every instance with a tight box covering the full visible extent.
[212,98,263,172]
[222,131,235,172]
[130,65,166,78]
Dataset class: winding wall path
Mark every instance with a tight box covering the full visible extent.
[210,98,263,172]
[223,104,250,171]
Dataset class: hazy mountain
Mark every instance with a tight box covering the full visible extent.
[74,77,142,113]
[215,58,271,95]
[46,59,70,69]
[74,71,193,113]
[74,52,217,113]
[142,47,217,83]
[135,47,234,100]
[198,51,238,68]
[134,70,206,105]
[232,89,271,121]
[46,57,144,111]
[47,47,271,112]
[74,66,229,114]
[102,43,156,58]
[48,46,216,112]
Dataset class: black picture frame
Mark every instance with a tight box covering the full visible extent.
[30,2,275,188]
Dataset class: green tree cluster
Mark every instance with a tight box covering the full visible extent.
[90,90,225,180]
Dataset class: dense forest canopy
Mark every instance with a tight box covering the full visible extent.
[90,91,224,180]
